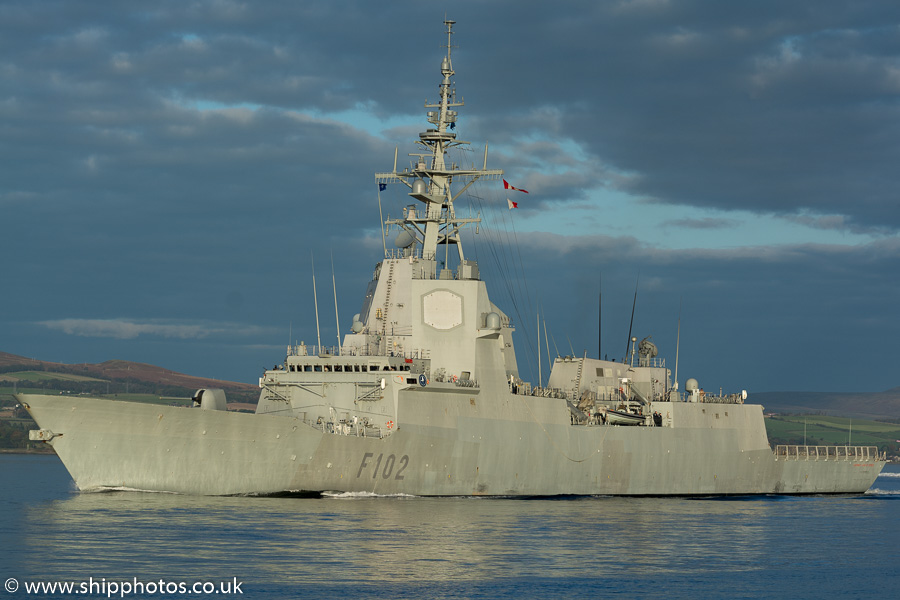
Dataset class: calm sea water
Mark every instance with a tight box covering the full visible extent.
[1,454,898,599]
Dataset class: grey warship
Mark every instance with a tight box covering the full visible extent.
[19,21,885,496]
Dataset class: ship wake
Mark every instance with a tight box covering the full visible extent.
[85,486,182,495]
[864,488,900,497]
[322,491,418,499]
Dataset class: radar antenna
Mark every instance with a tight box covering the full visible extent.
[375,20,503,274]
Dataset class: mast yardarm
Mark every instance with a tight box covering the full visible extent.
[375,20,503,266]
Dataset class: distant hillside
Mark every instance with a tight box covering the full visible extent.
[752,389,900,421]
[0,351,259,404]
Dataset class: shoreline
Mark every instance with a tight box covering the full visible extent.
[0,448,56,455]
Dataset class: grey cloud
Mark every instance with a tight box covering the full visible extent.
[40,318,214,340]
[662,217,739,230]
[3,1,900,392]
[494,232,900,391]
[38,318,279,340]
[8,1,898,232]
[453,2,900,231]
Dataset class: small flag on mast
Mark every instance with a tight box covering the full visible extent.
[378,183,387,191]
[503,179,529,193]
[507,199,518,210]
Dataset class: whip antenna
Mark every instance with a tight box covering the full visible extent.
[624,274,639,362]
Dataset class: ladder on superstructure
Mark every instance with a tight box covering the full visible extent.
[381,261,395,350]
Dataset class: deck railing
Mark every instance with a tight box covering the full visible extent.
[666,392,744,404]
[285,344,428,360]
[774,445,882,462]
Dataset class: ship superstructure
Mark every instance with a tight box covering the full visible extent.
[255,20,514,437]
[19,21,885,496]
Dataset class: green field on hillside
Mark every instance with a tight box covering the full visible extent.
[0,370,107,383]
[765,415,900,450]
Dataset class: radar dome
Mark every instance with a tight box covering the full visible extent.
[350,313,363,333]
[394,230,416,248]
[685,378,699,392]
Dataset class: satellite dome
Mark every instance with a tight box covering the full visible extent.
[394,229,416,248]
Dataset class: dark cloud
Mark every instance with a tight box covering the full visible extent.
[5,1,898,228]
[1,1,899,390]
[456,2,900,230]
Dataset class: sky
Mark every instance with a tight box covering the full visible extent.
[2,0,899,393]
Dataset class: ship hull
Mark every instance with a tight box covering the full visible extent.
[19,22,885,500]
[20,393,884,496]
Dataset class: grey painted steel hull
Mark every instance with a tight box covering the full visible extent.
[20,393,883,496]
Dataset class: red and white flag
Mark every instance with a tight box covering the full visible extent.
[503,179,529,193]
[507,198,518,210]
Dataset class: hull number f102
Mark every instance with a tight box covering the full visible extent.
[357,452,409,480]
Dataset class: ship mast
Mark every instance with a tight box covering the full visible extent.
[376,20,503,272]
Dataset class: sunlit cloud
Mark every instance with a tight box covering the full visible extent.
[38,318,275,340]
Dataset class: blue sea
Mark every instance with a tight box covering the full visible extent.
[1,454,898,599]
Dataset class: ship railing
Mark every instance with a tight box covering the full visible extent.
[287,344,429,360]
[288,344,342,357]
[628,356,667,368]
[774,445,880,462]
[314,417,392,439]
[454,378,478,389]
[522,386,568,399]
[384,326,414,336]
[383,248,424,260]
[698,393,745,404]
[509,383,574,399]
[666,391,745,404]
[381,246,441,261]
